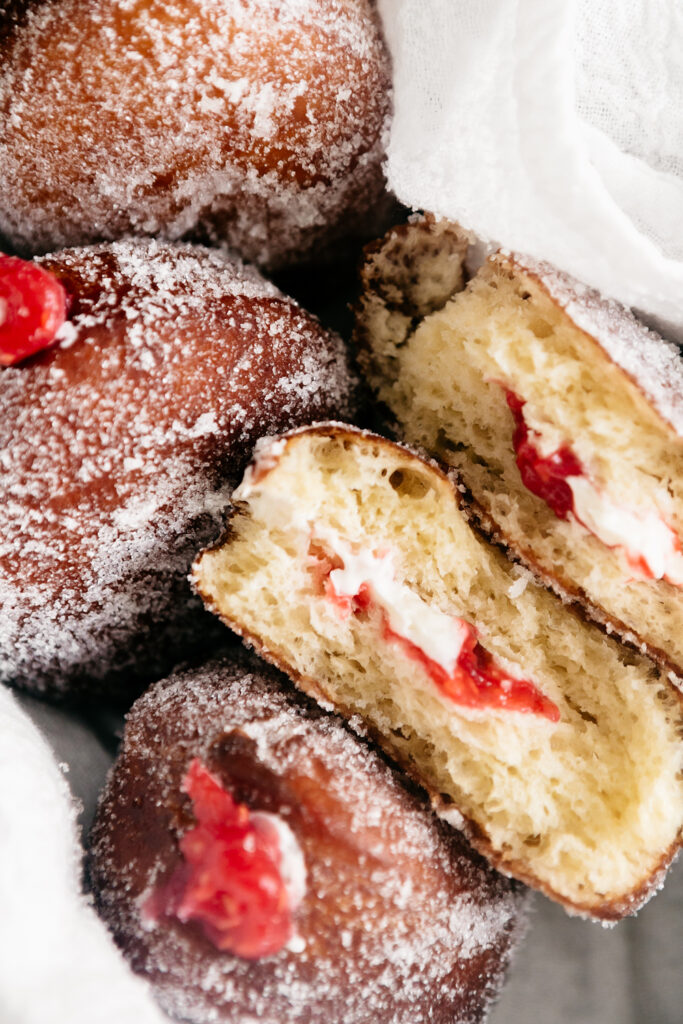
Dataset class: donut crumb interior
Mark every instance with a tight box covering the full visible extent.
[357,219,683,674]
[194,427,683,918]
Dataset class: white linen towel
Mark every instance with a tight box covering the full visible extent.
[379,0,683,338]
[0,685,167,1024]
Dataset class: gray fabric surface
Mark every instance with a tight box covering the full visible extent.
[491,860,683,1024]
[15,693,114,834]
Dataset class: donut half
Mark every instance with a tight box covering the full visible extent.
[193,424,683,920]
[354,218,683,678]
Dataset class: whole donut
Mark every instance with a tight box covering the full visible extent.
[0,241,355,699]
[0,0,391,268]
[89,653,526,1024]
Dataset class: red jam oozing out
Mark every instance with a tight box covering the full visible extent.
[318,557,560,723]
[144,759,294,959]
[505,389,583,521]
[0,255,68,366]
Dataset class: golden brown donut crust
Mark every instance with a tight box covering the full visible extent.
[0,241,355,699]
[0,0,392,268]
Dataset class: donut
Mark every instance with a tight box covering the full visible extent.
[354,217,683,677]
[192,423,683,919]
[89,652,525,1024]
[0,242,355,700]
[0,0,392,269]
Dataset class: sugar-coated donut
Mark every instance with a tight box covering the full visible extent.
[192,423,683,920]
[354,217,683,677]
[0,241,355,700]
[89,652,526,1024]
[0,0,392,268]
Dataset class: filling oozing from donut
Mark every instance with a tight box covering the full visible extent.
[506,390,683,585]
[194,429,683,916]
[0,255,68,365]
[309,536,559,721]
[143,759,305,959]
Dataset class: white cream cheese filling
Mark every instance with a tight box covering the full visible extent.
[252,812,307,911]
[251,812,307,955]
[516,410,683,586]
[236,440,557,721]
[568,476,683,585]
[321,533,470,674]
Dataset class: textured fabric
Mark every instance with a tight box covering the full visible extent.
[0,685,167,1024]
[379,0,683,338]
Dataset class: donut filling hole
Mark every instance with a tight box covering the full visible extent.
[142,759,305,959]
[194,430,683,916]
[359,229,683,670]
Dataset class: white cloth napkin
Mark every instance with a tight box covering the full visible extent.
[379,0,683,339]
[0,685,167,1024]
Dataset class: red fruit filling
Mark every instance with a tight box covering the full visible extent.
[505,389,683,583]
[143,759,295,959]
[384,618,560,722]
[313,546,559,723]
[0,255,68,366]
[505,389,583,520]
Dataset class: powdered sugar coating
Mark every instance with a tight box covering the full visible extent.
[498,252,683,437]
[0,0,391,268]
[89,653,526,1024]
[0,241,355,699]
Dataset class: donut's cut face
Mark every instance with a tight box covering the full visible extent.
[89,656,525,1024]
[0,0,391,267]
[0,243,355,699]
[354,218,683,676]
[193,425,683,919]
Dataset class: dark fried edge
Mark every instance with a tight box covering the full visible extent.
[352,214,471,364]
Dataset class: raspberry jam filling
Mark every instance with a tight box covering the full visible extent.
[505,389,683,585]
[0,255,68,366]
[383,618,559,720]
[505,389,582,520]
[310,539,559,722]
[143,759,302,959]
